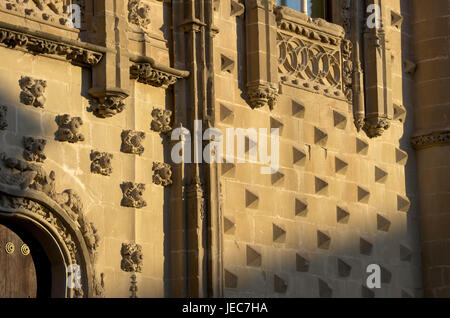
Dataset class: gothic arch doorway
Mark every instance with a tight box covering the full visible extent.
[0,186,98,298]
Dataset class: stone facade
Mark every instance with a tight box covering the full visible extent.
[0,0,447,298]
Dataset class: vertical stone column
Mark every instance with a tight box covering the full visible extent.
[412,0,450,298]
[88,0,130,118]
[245,0,279,110]
[363,0,393,138]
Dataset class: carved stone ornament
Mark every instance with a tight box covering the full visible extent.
[152,162,172,187]
[150,108,173,134]
[19,76,47,108]
[0,153,101,297]
[0,105,7,130]
[23,136,47,163]
[56,114,85,143]
[1,0,84,28]
[246,81,279,110]
[90,151,113,176]
[276,7,348,100]
[121,130,146,155]
[364,117,391,138]
[121,182,147,208]
[128,0,151,29]
[411,130,450,150]
[88,88,129,118]
[121,242,143,273]
[0,27,103,66]
[130,63,183,89]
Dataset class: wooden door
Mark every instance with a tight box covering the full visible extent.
[0,223,37,298]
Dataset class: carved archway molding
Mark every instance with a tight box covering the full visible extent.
[0,155,102,298]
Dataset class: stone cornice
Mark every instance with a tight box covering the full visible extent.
[275,6,345,44]
[130,55,190,89]
[0,21,105,66]
[411,130,450,150]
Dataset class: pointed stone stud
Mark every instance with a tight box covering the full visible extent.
[274,274,288,294]
[315,177,329,194]
[224,216,236,234]
[317,230,331,250]
[220,104,234,124]
[292,101,305,118]
[245,189,259,209]
[224,269,238,288]
[296,254,310,272]
[397,194,411,212]
[293,146,307,166]
[314,127,328,146]
[333,110,347,129]
[246,245,261,267]
[273,223,286,243]
[375,166,388,183]
[221,54,235,73]
[295,198,308,217]
[337,206,350,224]
[377,214,391,232]
[335,157,348,174]
[337,258,352,277]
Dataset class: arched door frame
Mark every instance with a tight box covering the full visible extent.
[0,182,95,298]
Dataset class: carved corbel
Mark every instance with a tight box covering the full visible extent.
[362,0,393,138]
[245,0,279,110]
[88,88,129,118]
